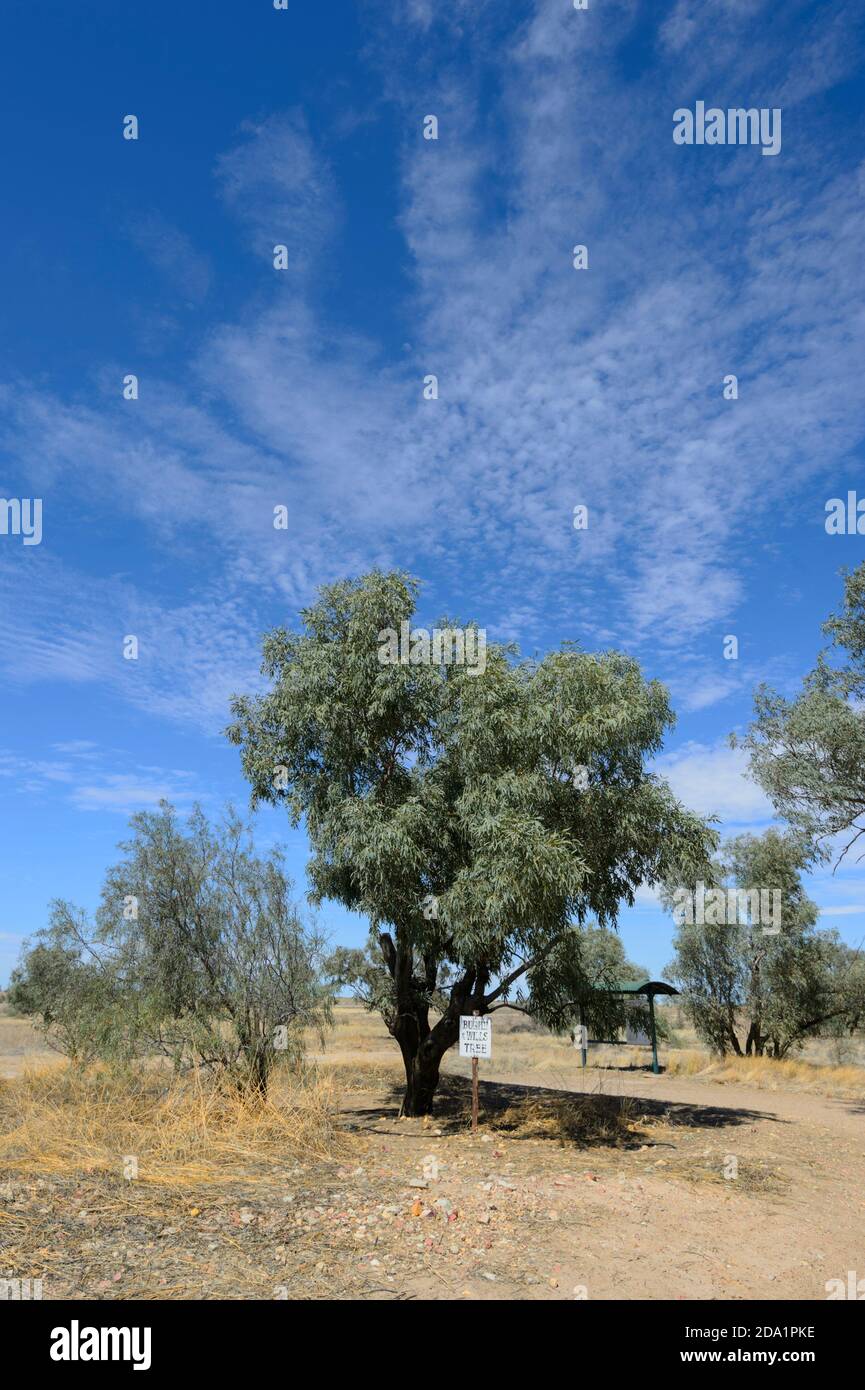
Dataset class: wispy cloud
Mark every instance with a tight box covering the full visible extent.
[0,0,863,749]
[0,745,200,816]
[128,212,212,304]
[70,773,198,815]
[655,740,774,825]
[215,112,340,274]
[0,553,267,732]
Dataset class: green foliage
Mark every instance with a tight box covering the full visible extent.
[664,829,865,1057]
[12,804,333,1093]
[735,562,865,866]
[8,906,126,1065]
[527,923,653,1042]
[229,569,716,1112]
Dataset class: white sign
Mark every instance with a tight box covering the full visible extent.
[460,1015,492,1059]
[573,1024,588,1050]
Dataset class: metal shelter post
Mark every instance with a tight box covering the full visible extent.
[648,989,660,1074]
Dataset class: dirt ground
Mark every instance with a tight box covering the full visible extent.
[1,1005,863,1301]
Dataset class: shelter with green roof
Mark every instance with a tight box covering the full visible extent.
[576,978,679,1074]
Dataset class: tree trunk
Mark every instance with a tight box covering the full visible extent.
[745,1021,764,1057]
[394,1013,461,1116]
[401,1045,443,1117]
[250,1046,269,1098]
[234,1036,269,1099]
[382,929,482,1117]
[394,1020,459,1115]
[748,946,764,1057]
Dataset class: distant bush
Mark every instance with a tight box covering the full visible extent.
[10,803,334,1097]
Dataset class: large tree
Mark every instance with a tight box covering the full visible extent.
[735,562,865,866]
[227,570,714,1115]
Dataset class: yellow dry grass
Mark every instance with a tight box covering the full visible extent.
[491,1091,638,1147]
[313,1057,403,1091]
[664,1048,865,1099]
[313,1001,865,1101]
[0,1060,345,1188]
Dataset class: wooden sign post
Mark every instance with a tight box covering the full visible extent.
[459,1011,492,1134]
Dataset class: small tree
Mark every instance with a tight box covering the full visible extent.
[228,570,714,1114]
[664,829,865,1057]
[527,923,657,1045]
[8,906,125,1065]
[11,804,333,1095]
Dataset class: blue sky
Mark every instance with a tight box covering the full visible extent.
[1,0,865,984]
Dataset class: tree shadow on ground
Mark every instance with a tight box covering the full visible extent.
[340,1073,784,1147]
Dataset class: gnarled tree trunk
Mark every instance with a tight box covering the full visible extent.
[382,928,482,1116]
[402,1045,443,1117]
[393,1009,462,1115]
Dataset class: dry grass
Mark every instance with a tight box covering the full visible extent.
[0,1061,345,1188]
[313,1056,403,1091]
[664,1049,865,1100]
[491,1091,639,1147]
[312,1000,865,1103]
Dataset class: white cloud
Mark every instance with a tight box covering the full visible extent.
[0,746,200,816]
[632,883,664,910]
[70,774,198,815]
[214,112,339,273]
[1,1,864,724]
[656,740,774,826]
[128,212,212,304]
[0,552,268,733]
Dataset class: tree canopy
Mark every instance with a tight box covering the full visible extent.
[10,803,331,1094]
[228,570,715,1113]
[664,828,865,1057]
[735,561,865,867]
